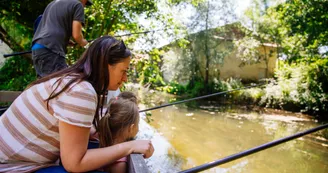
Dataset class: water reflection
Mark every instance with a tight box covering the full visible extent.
[146,103,328,173]
[136,113,183,173]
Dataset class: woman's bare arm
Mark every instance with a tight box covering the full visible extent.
[59,120,153,172]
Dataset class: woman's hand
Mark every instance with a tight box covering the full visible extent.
[129,140,154,158]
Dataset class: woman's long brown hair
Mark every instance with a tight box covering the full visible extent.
[28,36,131,130]
[98,92,139,148]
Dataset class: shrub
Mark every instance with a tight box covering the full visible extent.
[0,56,36,91]
[162,82,186,95]
[260,59,328,116]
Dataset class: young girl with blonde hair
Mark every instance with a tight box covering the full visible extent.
[98,91,141,173]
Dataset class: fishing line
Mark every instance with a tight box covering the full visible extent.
[139,83,265,113]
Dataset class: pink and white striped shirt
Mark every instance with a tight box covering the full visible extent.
[0,77,97,172]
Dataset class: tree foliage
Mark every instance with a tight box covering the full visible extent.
[0,0,52,28]
[244,0,328,62]
[132,48,166,88]
[0,56,36,91]
[275,0,328,61]
[237,0,328,116]
[260,58,328,115]
[0,0,186,90]
[166,0,236,91]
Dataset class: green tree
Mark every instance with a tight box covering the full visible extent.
[133,49,166,88]
[275,0,328,62]
[168,0,236,92]
[235,0,282,76]
[238,0,328,116]
[189,0,236,90]
[0,0,186,91]
[0,0,51,59]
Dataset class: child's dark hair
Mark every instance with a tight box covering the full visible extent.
[98,91,139,148]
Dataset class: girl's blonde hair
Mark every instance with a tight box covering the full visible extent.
[98,92,139,148]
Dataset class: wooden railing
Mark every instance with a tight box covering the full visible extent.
[0,91,22,103]
[0,91,21,116]
[128,154,150,173]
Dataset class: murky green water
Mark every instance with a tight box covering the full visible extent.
[147,103,328,173]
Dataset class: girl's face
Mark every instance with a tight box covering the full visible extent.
[108,56,131,90]
[130,116,140,138]
[125,115,140,141]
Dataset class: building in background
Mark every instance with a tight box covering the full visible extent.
[161,22,278,84]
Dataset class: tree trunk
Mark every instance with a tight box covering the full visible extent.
[263,45,269,78]
[204,0,210,92]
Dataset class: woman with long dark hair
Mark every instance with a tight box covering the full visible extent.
[0,36,154,172]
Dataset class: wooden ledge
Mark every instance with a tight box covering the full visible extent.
[128,154,149,173]
[0,91,22,103]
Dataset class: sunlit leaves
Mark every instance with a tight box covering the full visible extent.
[260,59,328,115]
[234,36,261,64]
[132,48,166,87]
[273,0,328,61]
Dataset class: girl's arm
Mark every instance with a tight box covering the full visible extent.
[59,120,153,172]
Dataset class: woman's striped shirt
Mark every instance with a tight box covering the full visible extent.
[0,77,97,172]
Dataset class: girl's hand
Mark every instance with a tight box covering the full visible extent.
[129,140,154,158]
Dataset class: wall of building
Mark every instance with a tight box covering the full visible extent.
[215,45,277,81]
[162,42,278,83]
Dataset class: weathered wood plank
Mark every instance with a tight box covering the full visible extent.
[128,154,149,173]
[0,91,22,103]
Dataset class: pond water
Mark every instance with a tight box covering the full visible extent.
[141,103,328,173]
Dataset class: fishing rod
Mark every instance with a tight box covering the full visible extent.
[3,39,94,58]
[179,123,328,173]
[139,83,265,113]
[3,29,164,58]
[3,50,32,58]
[115,29,164,37]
